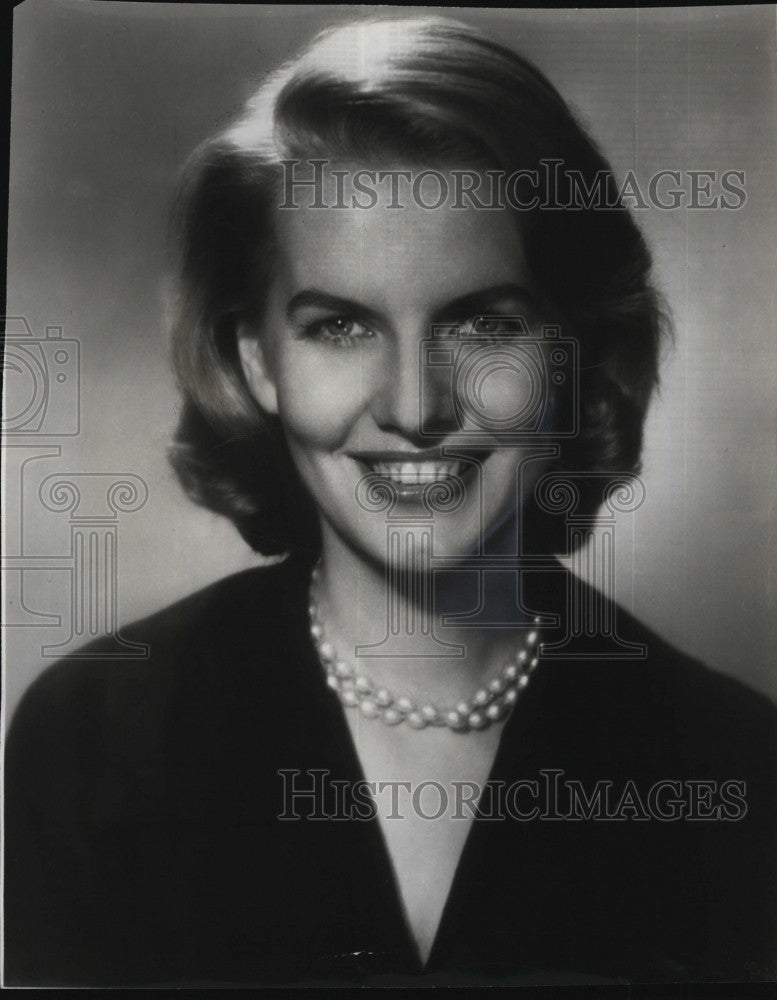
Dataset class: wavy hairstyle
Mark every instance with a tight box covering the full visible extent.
[168,16,669,557]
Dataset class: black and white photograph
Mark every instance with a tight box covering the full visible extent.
[3,1,777,987]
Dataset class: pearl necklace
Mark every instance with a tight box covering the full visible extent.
[308,562,542,733]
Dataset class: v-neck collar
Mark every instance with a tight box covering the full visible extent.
[282,553,570,978]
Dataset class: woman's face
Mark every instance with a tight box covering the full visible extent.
[239,165,554,567]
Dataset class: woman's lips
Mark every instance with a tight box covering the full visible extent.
[363,459,461,485]
[349,449,493,500]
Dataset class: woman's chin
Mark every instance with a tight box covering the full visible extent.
[331,517,507,571]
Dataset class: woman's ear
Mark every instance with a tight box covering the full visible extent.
[237,323,279,415]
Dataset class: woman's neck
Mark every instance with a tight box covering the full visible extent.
[313,523,533,706]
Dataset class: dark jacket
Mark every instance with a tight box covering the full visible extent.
[5,554,777,986]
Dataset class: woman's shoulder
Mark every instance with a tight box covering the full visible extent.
[113,552,313,654]
[529,568,777,770]
[615,599,776,726]
[7,555,314,762]
[578,594,777,775]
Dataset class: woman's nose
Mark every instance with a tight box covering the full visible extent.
[370,333,456,441]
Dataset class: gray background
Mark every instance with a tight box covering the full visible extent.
[5,1,777,718]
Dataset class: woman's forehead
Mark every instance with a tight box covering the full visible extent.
[272,164,529,310]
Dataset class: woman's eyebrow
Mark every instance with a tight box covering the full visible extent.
[285,283,537,325]
[286,289,384,323]
[434,283,538,320]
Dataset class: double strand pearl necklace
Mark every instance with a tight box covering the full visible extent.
[308,562,542,733]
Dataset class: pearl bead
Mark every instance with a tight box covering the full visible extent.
[396,696,414,714]
[382,708,403,725]
[473,688,491,707]
[504,688,518,705]
[527,630,538,646]
[310,623,323,640]
[529,657,538,670]
[341,689,359,707]
[326,674,340,691]
[407,711,427,729]
[456,700,471,717]
[518,674,530,688]
[468,711,489,730]
[445,710,468,731]
[534,616,541,624]
[503,663,518,682]
[486,701,507,721]
[359,698,380,719]
[488,676,505,695]
[517,650,527,663]
[318,641,335,662]
[334,661,352,679]
[355,676,372,694]
[421,704,438,722]
[375,688,393,707]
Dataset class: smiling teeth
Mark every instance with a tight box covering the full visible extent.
[368,461,461,484]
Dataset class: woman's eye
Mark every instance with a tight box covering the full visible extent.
[300,316,374,347]
[442,316,527,340]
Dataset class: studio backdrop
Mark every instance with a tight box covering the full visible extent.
[4,1,776,718]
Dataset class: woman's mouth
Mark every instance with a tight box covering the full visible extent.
[363,459,462,485]
[349,449,492,502]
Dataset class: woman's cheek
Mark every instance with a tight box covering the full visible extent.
[457,363,537,430]
[275,358,366,451]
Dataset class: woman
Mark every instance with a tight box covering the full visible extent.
[6,16,777,986]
